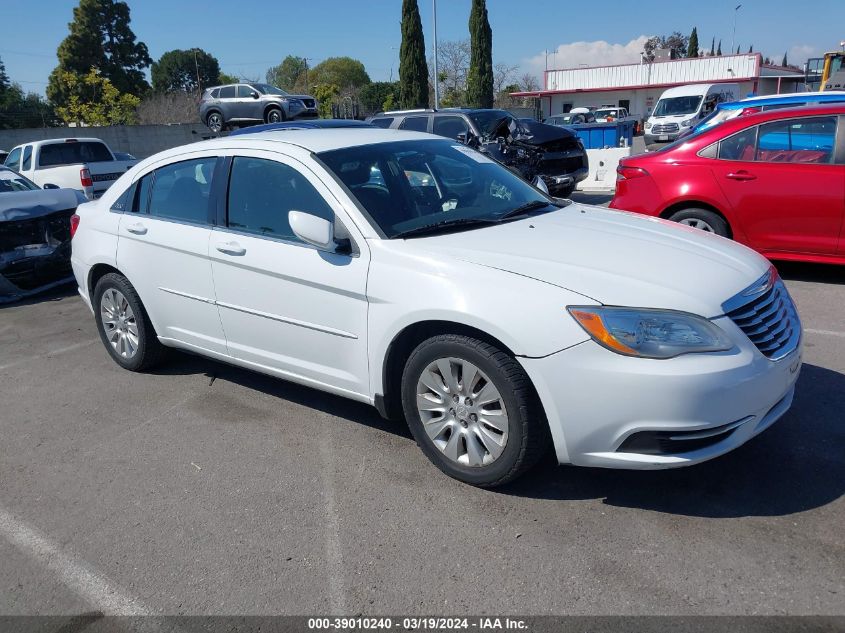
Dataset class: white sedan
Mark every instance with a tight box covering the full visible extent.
[69,129,802,487]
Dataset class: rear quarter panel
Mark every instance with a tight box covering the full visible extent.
[70,199,120,308]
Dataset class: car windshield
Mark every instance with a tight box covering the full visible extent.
[318,139,558,238]
[0,169,40,192]
[467,110,514,137]
[653,96,703,117]
[253,83,289,96]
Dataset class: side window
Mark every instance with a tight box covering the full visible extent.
[227,157,334,243]
[147,157,216,224]
[5,147,21,171]
[370,117,394,129]
[399,116,429,132]
[219,86,236,99]
[237,85,257,98]
[718,127,758,161]
[22,146,32,170]
[110,182,137,213]
[432,116,469,139]
[756,117,836,164]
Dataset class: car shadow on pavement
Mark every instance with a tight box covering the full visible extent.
[776,261,845,285]
[500,363,845,517]
[150,351,414,441]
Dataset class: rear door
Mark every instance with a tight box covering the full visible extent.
[712,115,844,255]
[208,150,371,397]
[115,152,227,354]
[399,115,431,133]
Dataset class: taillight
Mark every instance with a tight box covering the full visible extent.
[616,165,649,181]
[70,213,80,239]
[80,168,93,188]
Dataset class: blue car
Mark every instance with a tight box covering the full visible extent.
[684,91,845,138]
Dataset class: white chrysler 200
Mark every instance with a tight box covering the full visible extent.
[70,129,802,487]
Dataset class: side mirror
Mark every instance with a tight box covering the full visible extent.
[43,183,60,190]
[251,92,259,99]
[289,211,351,254]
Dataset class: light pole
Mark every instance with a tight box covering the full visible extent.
[731,4,742,55]
[432,0,439,109]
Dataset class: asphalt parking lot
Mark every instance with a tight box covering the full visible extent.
[1,256,843,617]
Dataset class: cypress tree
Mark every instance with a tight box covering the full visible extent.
[398,0,429,109]
[466,0,494,108]
[717,40,722,56]
[748,44,753,53]
[686,27,699,58]
[736,45,741,54]
[781,52,788,66]
[709,37,715,56]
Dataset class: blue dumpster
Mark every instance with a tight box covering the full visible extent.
[566,120,636,149]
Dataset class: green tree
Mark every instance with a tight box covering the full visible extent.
[47,0,151,108]
[399,0,429,109]
[307,57,370,91]
[748,44,753,53]
[0,56,55,129]
[54,68,139,126]
[218,72,239,84]
[311,84,339,118]
[466,0,493,108]
[686,27,699,58]
[717,39,722,56]
[151,49,221,93]
[710,37,715,56]
[266,56,308,91]
[781,52,788,66]
[359,81,400,114]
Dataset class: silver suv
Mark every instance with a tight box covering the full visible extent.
[199,83,318,132]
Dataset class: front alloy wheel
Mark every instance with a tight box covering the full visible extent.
[416,357,509,467]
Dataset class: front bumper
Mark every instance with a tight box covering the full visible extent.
[520,316,802,469]
[541,167,589,195]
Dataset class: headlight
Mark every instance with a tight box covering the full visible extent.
[644,121,652,130]
[567,307,733,359]
[681,118,695,127]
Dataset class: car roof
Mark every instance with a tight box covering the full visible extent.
[658,83,724,98]
[186,128,439,155]
[689,103,845,142]
[718,91,845,110]
[229,120,375,136]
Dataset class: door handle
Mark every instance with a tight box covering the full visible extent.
[125,222,147,235]
[216,241,246,256]
[726,171,757,181]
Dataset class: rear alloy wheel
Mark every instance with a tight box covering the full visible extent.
[206,112,224,133]
[669,208,729,238]
[401,334,550,487]
[266,107,285,124]
[94,273,166,372]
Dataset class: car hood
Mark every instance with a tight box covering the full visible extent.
[0,188,86,222]
[407,204,769,317]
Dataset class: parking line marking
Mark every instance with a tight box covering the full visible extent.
[319,418,346,614]
[805,328,845,339]
[0,506,150,615]
[0,339,99,372]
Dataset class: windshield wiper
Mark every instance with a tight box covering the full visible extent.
[496,200,560,221]
[392,217,499,239]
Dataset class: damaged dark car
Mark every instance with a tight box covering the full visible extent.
[367,108,589,197]
[0,166,85,303]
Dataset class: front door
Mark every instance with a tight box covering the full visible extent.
[712,115,844,255]
[233,84,261,121]
[115,154,227,353]
[208,151,371,398]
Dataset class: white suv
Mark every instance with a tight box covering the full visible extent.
[70,129,802,486]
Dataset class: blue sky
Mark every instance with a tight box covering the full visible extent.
[2,0,841,95]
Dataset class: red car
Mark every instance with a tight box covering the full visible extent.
[610,105,845,265]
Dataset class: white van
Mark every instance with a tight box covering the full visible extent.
[644,83,739,145]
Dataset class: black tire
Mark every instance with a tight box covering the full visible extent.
[668,207,730,237]
[206,111,224,133]
[93,273,167,372]
[266,107,285,123]
[401,334,551,487]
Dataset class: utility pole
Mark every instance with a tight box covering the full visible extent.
[194,49,202,95]
[731,4,742,56]
[432,0,439,109]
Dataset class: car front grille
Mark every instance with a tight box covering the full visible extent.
[723,269,801,360]
[651,123,679,134]
[302,99,316,109]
